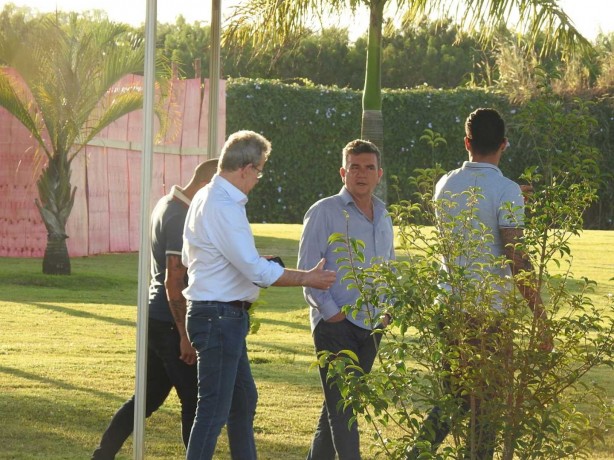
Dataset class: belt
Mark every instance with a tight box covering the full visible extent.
[226,300,252,310]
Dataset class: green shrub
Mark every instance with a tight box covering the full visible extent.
[226,78,613,228]
[317,105,613,458]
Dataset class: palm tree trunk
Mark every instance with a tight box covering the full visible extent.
[42,233,71,275]
[35,154,76,275]
[362,0,387,202]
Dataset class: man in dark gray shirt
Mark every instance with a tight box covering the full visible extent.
[92,158,218,460]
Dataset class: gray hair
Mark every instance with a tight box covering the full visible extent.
[219,130,272,172]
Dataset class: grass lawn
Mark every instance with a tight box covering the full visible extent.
[0,224,612,459]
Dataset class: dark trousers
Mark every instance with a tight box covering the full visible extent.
[307,319,382,460]
[405,383,498,460]
[92,319,198,460]
[407,319,503,460]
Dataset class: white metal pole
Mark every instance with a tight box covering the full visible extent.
[134,0,157,458]
[208,0,222,158]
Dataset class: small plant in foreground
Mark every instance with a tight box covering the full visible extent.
[320,113,613,458]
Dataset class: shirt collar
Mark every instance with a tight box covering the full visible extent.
[338,186,386,211]
[338,186,355,205]
[214,174,248,205]
[170,185,191,206]
[461,161,502,175]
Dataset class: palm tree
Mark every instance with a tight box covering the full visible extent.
[225,0,589,201]
[0,13,167,274]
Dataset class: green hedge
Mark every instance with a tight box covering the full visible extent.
[226,78,613,228]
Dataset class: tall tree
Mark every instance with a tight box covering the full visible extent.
[0,13,168,274]
[225,0,589,200]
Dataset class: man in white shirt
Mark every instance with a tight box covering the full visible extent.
[182,130,337,460]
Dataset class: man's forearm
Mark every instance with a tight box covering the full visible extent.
[501,227,544,315]
[167,283,189,338]
[272,259,336,290]
[165,254,189,338]
[273,268,311,287]
[168,299,188,334]
[516,282,544,315]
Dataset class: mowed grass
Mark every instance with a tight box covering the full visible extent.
[0,225,612,459]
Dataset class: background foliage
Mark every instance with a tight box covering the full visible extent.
[5,4,614,94]
[2,4,613,229]
[226,79,613,228]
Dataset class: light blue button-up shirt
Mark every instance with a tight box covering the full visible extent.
[298,187,395,332]
[434,161,525,310]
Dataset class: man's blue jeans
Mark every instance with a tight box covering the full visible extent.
[186,301,258,460]
[307,319,382,460]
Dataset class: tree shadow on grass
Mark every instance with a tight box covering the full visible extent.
[27,302,135,327]
[257,316,311,332]
[0,389,141,459]
[1,284,138,306]
[0,365,126,401]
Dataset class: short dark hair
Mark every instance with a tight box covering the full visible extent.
[465,108,505,156]
[342,139,381,168]
[191,158,219,184]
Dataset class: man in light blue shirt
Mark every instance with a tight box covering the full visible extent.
[182,130,337,460]
[434,144,525,311]
[298,139,395,460]
[407,108,547,460]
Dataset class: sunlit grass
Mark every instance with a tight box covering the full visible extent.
[0,225,611,459]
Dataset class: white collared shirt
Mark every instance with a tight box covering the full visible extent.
[182,174,285,302]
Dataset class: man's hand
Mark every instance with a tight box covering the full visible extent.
[272,258,336,288]
[519,184,534,204]
[382,313,392,327]
[538,329,554,352]
[534,309,554,352]
[325,311,346,323]
[179,335,197,365]
[306,258,337,290]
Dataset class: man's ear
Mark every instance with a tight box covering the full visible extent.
[339,166,346,182]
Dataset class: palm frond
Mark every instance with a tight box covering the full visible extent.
[73,90,144,159]
[0,69,49,157]
[454,0,590,57]
[0,13,169,161]
[223,0,361,52]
